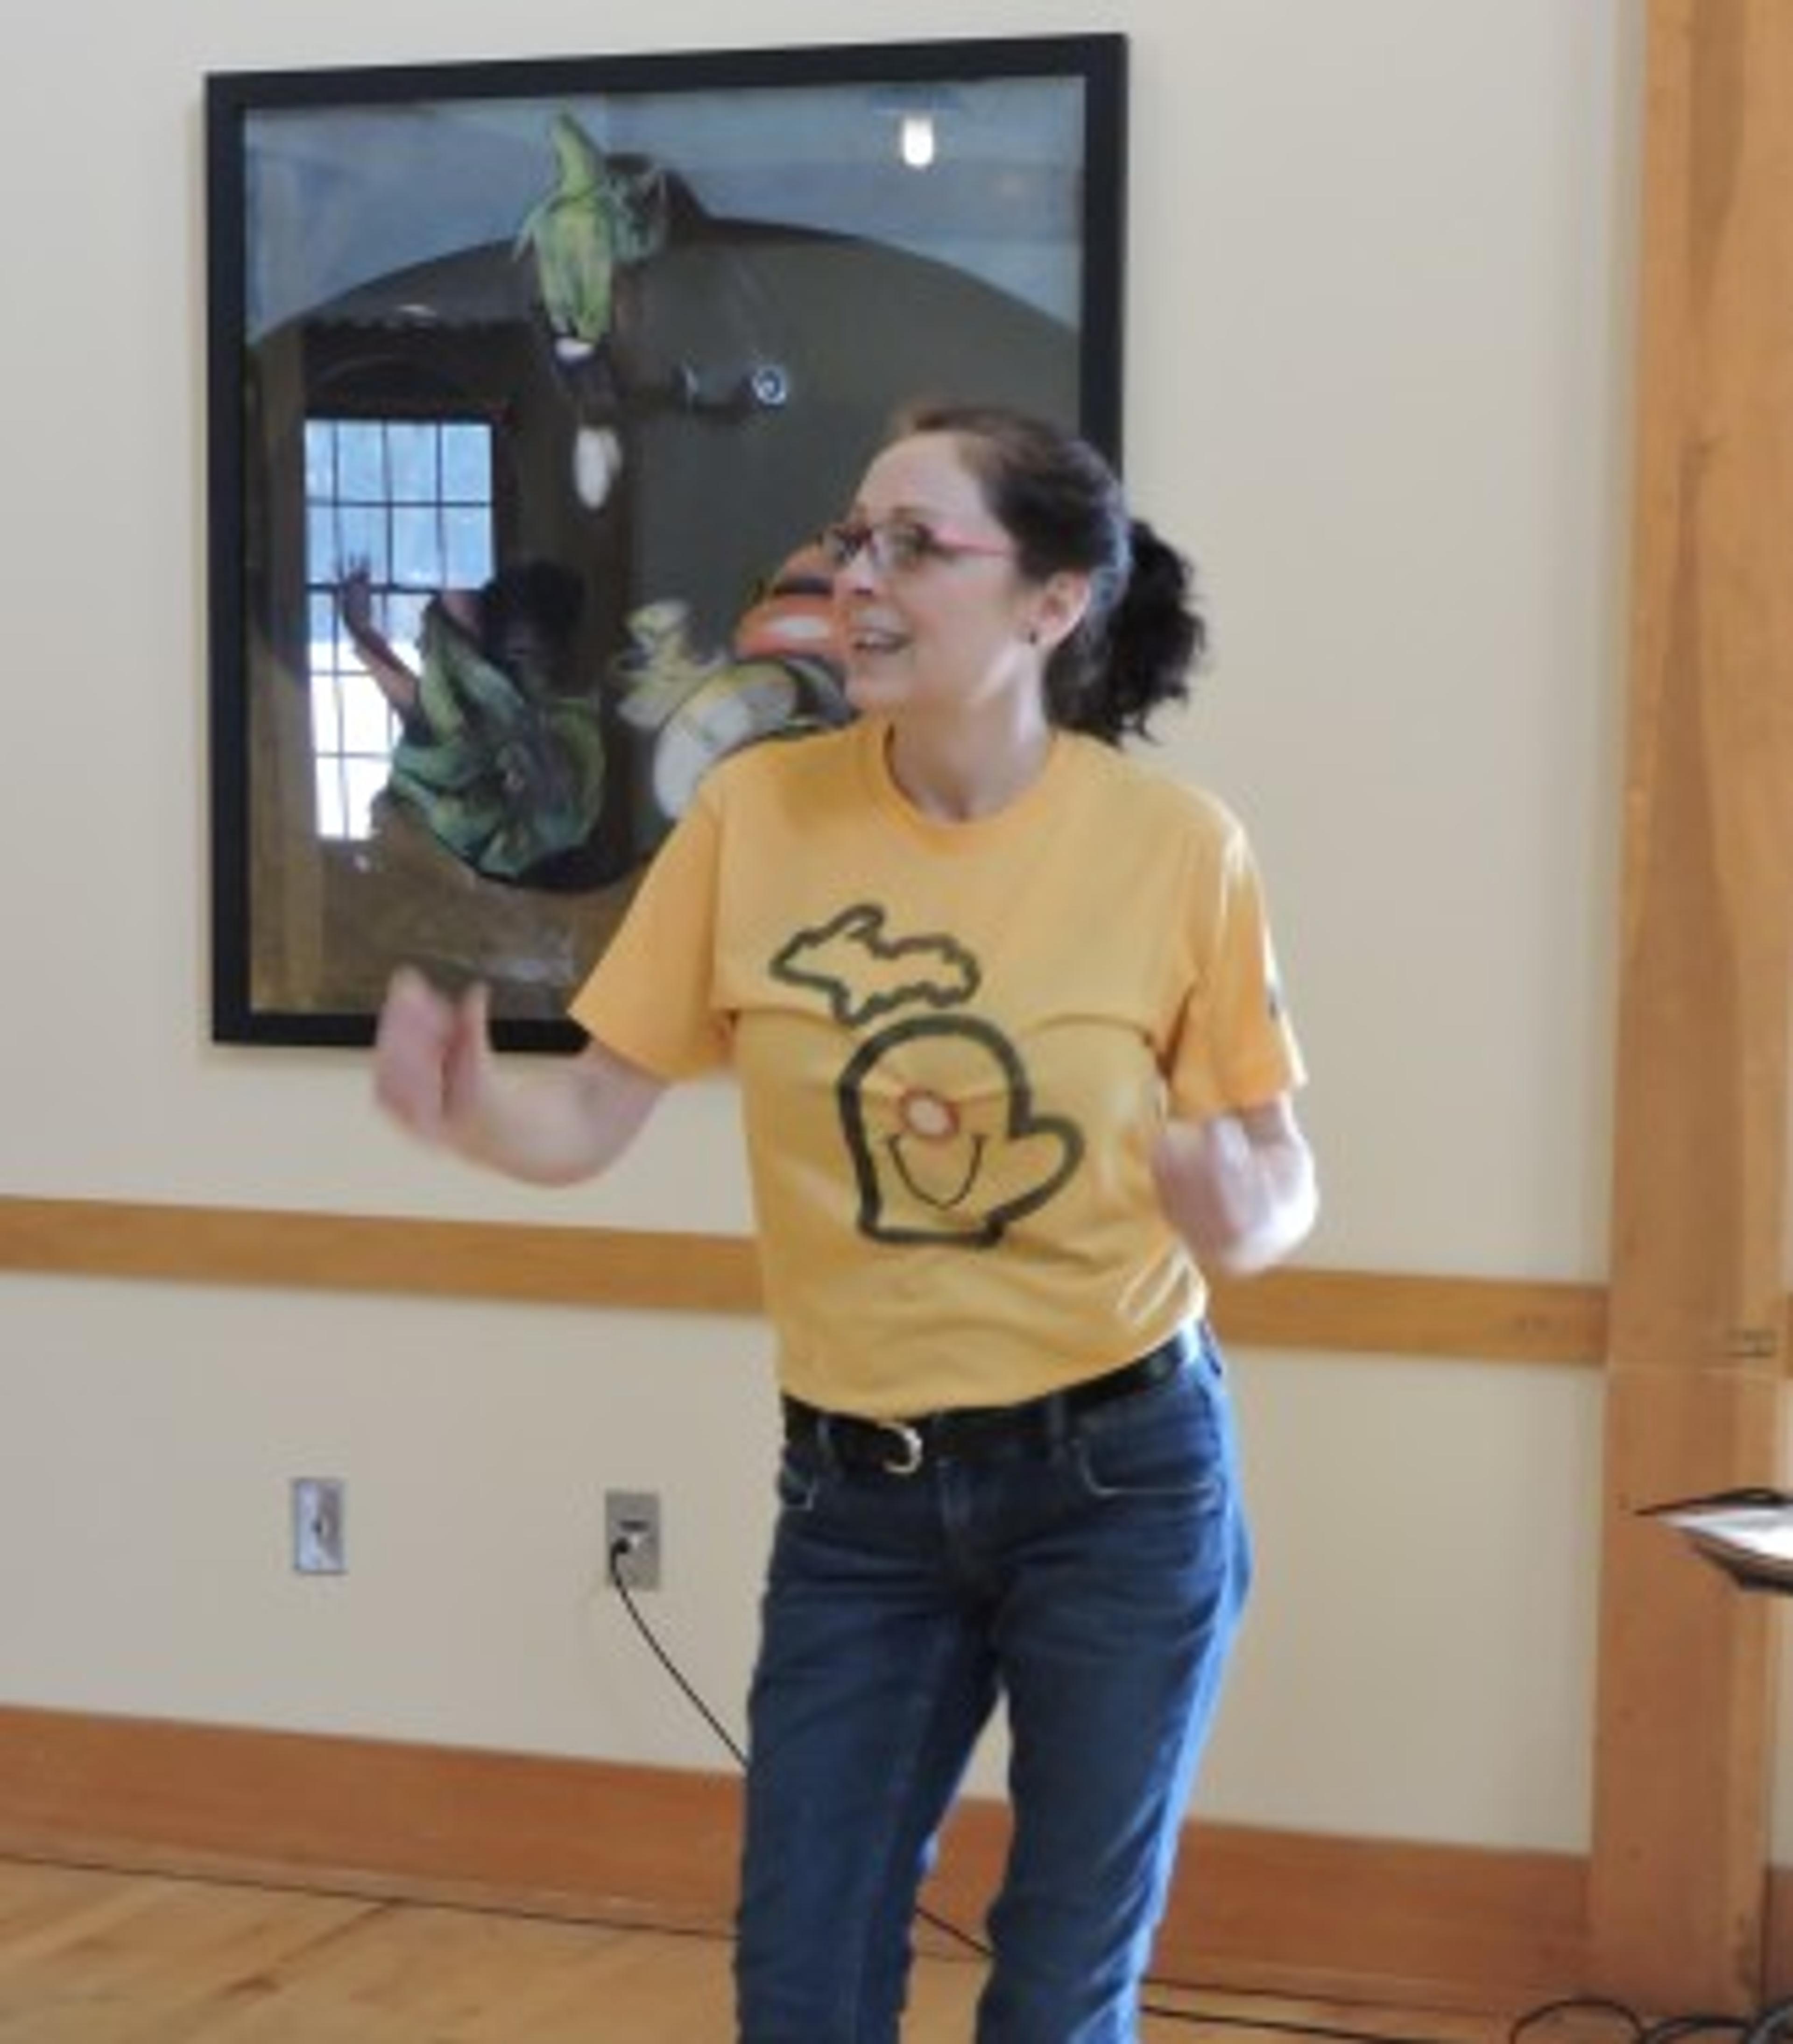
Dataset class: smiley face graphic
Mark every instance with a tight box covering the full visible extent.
[837,1016,1084,1246]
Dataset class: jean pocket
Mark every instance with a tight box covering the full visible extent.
[1068,1377,1229,1506]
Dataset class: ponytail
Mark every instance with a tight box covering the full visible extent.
[1047,519,1207,746]
[893,403,1209,745]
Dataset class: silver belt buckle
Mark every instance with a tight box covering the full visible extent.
[878,1420,925,1476]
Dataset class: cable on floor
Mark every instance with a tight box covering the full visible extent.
[1500,1983,1793,2044]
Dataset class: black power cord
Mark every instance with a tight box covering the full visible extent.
[604,1536,1475,2042]
[1509,1998,1793,2044]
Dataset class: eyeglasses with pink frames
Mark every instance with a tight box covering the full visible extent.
[818,515,1016,577]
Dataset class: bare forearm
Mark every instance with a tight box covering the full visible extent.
[373,972,664,1185]
[1152,1100,1318,1278]
[448,1043,663,1185]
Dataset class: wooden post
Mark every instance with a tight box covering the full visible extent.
[1589,0,1793,2009]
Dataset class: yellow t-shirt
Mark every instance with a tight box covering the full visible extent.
[570,719,1304,1418]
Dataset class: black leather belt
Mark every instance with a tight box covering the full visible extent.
[781,1331,1192,1478]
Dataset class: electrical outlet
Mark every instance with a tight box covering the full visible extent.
[292,1478,346,1575]
[604,1490,661,1591]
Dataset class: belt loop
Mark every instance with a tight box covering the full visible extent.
[1191,1320,1220,1380]
[812,1411,842,1474]
[1041,1389,1073,1451]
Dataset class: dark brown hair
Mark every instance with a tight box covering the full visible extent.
[894,402,1207,743]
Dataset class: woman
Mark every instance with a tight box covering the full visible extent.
[372,403,1317,2044]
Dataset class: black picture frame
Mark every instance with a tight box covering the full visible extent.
[206,34,1128,1049]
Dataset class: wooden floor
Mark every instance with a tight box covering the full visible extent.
[0,1857,1534,2042]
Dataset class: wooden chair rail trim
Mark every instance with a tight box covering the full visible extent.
[0,1704,1585,2009]
[0,1193,1626,1365]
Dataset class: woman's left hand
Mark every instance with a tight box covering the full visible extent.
[1151,1096,1317,1277]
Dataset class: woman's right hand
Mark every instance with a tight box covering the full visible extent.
[372,965,669,1185]
[373,967,494,1152]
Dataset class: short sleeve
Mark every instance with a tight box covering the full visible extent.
[566,789,731,1081]
[1165,823,1306,1121]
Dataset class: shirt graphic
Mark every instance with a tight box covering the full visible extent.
[771,903,1084,1247]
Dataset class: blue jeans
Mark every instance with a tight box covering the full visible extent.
[734,1326,1251,2044]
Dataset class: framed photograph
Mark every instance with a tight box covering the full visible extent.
[206,35,1128,1048]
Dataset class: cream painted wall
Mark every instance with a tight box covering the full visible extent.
[0,0,1667,1855]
